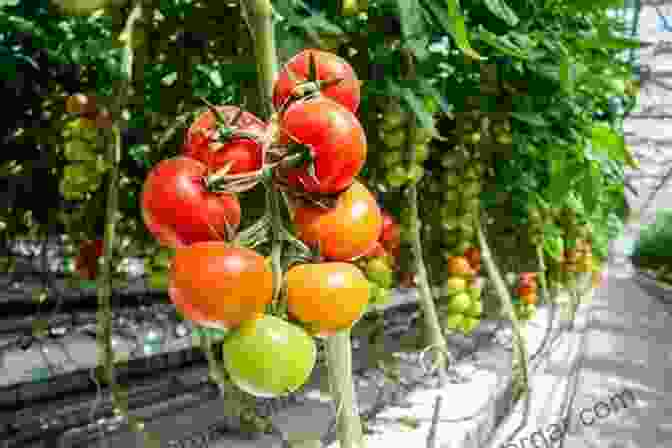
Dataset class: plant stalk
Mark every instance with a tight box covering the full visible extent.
[475,220,529,402]
[325,329,364,448]
[95,0,150,439]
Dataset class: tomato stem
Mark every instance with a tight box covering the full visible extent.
[475,219,530,411]
[325,330,364,448]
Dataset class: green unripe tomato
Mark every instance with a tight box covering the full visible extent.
[441,230,460,247]
[407,164,424,184]
[460,317,480,335]
[413,143,431,163]
[222,315,316,398]
[442,172,461,188]
[496,133,513,145]
[53,0,111,16]
[412,126,434,144]
[382,150,403,168]
[443,313,464,331]
[386,164,408,188]
[443,189,460,204]
[381,104,409,130]
[63,140,97,162]
[366,258,393,289]
[380,128,407,148]
[446,292,472,314]
[466,299,482,317]
[462,181,482,199]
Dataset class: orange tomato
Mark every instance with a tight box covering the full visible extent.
[464,247,481,268]
[169,242,273,329]
[286,262,370,337]
[520,293,537,305]
[447,256,474,277]
[292,180,382,261]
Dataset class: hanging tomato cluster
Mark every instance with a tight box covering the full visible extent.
[139,49,381,397]
[59,93,113,201]
[437,252,483,335]
[512,272,538,321]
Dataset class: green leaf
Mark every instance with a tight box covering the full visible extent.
[401,88,435,131]
[445,0,482,60]
[546,149,572,202]
[482,0,519,26]
[580,163,602,214]
[590,124,626,163]
[474,27,530,60]
[396,0,425,41]
[563,0,625,12]
[543,235,564,261]
[510,112,548,127]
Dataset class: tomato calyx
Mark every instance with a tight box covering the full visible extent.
[279,52,344,112]
[197,98,265,149]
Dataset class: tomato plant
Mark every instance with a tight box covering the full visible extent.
[291,180,382,261]
[141,157,241,247]
[169,242,273,329]
[286,262,370,337]
[273,49,361,114]
[184,106,266,174]
[221,314,317,398]
[278,96,367,194]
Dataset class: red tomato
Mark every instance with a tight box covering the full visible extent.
[169,243,273,329]
[74,239,104,280]
[184,106,266,174]
[279,97,367,194]
[273,49,360,113]
[141,157,241,248]
[464,247,481,268]
[291,180,382,261]
[379,211,401,251]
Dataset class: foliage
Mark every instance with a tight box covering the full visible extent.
[633,208,672,266]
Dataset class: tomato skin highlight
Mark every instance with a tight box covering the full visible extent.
[286,262,370,337]
[273,49,361,113]
[222,314,317,398]
[292,180,382,261]
[141,157,241,248]
[169,242,273,330]
[184,106,266,174]
[379,211,401,251]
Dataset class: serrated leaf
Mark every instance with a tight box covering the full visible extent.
[483,0,519,26]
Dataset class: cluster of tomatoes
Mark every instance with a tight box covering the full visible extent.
[138,49,386,397]
[511,272,538,321]
[563,238,595,274]
[59,93,113,200]
[438,249,483,335]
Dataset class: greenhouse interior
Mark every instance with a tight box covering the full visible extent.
[1,0,671,447]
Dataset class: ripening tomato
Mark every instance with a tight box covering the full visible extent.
[286,262,369,337]
[222,314,316,398]
[291,180,382,261]
[141,157,241,248]
[74,239,104,280]
[169,242,273,329]
[516,284,537,297]
[380,211,401,252]
[184,106,266,174]
[66,93,98,118]
[273,49,360,113]
[447,256,475,278]
[279,97,367,194]
[520,293,538,306]
[464,247,481,269]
